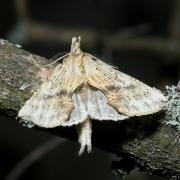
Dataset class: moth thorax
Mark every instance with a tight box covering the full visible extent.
[71,36,82,55]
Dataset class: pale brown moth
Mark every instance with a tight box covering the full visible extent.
[18,37,166,155]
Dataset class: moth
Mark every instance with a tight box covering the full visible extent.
[18,37,166,155]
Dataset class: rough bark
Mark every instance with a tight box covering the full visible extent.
[0,40,179,180]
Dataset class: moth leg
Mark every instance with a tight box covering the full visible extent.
[76,118,92,155]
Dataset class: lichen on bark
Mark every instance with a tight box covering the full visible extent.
[163,85,180,130]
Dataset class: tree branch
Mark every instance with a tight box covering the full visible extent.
[0,39,179,179]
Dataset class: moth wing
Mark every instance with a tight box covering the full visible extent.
[87,88,128,121]
[61,90,88,126]
[18,57,83,128]
[63,85,127,125]
[18,92,72,128]
[84,55,166,117]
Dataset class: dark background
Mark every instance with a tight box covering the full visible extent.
[0,0,179,180]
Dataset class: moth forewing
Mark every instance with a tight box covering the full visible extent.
[84,54,166,117]
[18,54,84,128]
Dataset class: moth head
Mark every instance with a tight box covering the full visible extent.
[70,36,82,55]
